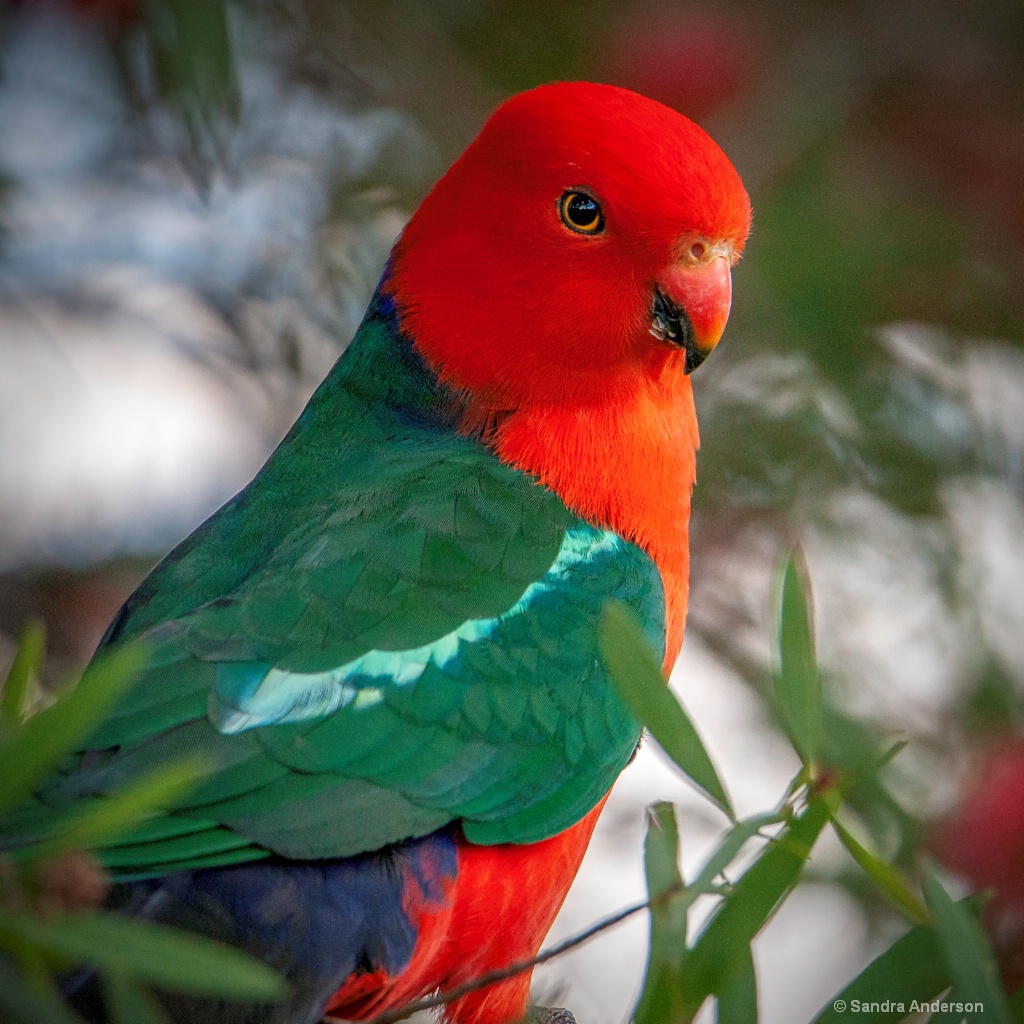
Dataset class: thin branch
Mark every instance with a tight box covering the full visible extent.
[324,888,680,1024]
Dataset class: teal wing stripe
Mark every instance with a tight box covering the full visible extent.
[194,526,660,852]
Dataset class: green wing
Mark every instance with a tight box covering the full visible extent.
[7,297,665,878]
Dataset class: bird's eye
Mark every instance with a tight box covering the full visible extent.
[560,191,604,234]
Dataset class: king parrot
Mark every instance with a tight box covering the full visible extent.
[5,82,750,1024]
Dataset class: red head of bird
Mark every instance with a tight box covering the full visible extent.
[389,81,750,408]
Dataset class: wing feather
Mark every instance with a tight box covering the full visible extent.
[11,302,665,877]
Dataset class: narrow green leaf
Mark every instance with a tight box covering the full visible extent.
[679,797,831,1020]
[811,922,948,1022]
[150,0,238,116]
[0,957,85,1024]
[716,943,758,1024]
[872,739,909,772]
[601,601,733,817]
[832,816,928,924]
[645,802,684,899]
[0,910,287,1001]
[1,621,45,726]
[635,804,692,1024]
[811,909,962,1019]
[633,808,787,1024]
[684,812,787,914]
[0,644,147,816]
[24,757,208,862]
[775,549,823,766]
[104,972,170,1024]
[924,869,1013,1024]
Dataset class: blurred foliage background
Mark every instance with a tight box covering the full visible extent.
[2,0,1024,1020]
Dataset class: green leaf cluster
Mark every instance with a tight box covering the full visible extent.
[600,550,1018,1023]
[0,628,286,1024]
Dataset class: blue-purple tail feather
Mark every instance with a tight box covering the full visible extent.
[67,830,458,1024]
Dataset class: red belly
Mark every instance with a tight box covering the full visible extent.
[325,801,606,1024]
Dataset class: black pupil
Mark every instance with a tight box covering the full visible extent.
[568,194,599,227]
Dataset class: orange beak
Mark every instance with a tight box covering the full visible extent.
[652,256,733,373]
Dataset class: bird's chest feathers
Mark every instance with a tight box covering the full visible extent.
[484,371,697,667]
